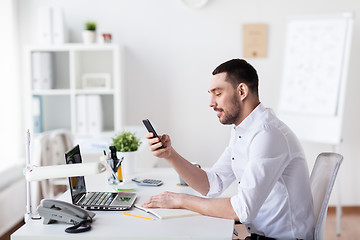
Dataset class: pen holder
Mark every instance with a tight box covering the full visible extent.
[106,159,123,185]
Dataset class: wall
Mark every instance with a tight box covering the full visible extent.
[0,164,26,236]
[17,0,360,205]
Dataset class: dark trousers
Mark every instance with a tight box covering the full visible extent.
[244,233,304,240]
[244,233,276,240]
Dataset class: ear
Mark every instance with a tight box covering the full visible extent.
[237,83,249,101]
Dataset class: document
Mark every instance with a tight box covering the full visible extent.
[134,205,200,219]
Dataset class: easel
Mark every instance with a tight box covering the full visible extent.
[278,12,354,235]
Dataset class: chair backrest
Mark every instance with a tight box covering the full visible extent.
[31,129,73,208]
[310,152,343,240]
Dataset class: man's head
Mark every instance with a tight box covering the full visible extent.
[208,59,260,126]
[212,59,259,97]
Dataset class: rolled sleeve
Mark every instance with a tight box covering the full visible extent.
[231,194,250,223]
[205,170,223,197]
[205,146,235,198]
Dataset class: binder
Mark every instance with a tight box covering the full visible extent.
[52,7,68,44]
[76,95,104,134]
[76,95,88,133]
[87,95,103,133]
[38,7,52,44]
[32,96,43,133]
[37,6,68,44]
[31,52,54,90]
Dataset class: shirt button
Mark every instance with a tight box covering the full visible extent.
[239,136,242,138]
[232,157,234,161]
[238,181,240,184]
[248,227,251,230]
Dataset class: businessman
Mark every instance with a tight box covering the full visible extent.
[143,59,315,240]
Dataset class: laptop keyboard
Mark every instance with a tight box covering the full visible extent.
[82,192,117,206]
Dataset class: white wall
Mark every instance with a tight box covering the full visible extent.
[18,0,360,205]
[0,0,22,165]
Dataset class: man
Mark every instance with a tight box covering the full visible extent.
[143,59,315,240]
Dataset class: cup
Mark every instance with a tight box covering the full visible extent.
[106,159,123,185]
[179,163,201,186]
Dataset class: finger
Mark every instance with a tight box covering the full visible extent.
[142,196,155,206]
[160,134,168,142]
[142,197,160,208]
[149,142,164,151]
[142,201,153,208]
[145,132,154,139]
[147,137,161,146]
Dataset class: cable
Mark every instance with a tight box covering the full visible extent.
[65,220,92,234]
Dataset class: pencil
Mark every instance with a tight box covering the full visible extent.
[123,212,153,220]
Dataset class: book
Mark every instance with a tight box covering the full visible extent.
[134,205,200,219]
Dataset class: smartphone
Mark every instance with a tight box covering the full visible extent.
[142,119,165,149]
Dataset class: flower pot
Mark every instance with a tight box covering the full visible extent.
[117,151,137,182]
[82,30,97,44]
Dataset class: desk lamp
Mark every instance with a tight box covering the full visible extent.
[24,130,106,222]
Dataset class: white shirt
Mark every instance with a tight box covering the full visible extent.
[205,103,315,240]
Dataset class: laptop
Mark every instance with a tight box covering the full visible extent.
[65,145,136,211]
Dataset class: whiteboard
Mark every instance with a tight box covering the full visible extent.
[278,13,353,144]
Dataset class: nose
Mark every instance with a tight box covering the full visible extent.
[209,95,216,108]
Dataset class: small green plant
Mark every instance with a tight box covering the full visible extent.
[85,21,96,31]
[111,131,142,152]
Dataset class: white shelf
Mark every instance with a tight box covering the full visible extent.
[25,43,124,144]
[74,89,115,95]
[32,89,71,95]
[26,43,120,52]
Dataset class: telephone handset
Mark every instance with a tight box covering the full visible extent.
[37,199,95,233]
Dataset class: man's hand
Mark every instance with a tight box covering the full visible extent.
[141,191,184,209]
[146,132,173,159]
[142,191,239,220]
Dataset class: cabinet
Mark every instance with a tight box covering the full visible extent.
[24,44,123,145]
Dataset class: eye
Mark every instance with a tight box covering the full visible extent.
[215,92,221,97]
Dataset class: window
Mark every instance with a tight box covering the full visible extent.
[0,0,22,170]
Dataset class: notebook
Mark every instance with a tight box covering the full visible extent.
[134,205,200,219]
[65,145,136,211]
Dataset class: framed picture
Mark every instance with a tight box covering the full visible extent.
[82,73,111,89]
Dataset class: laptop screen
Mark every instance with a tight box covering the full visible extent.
[65,145,87,201]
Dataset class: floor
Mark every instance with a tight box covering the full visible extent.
[233,207,360,240]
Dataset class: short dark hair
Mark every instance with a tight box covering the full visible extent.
[212,59,259,96]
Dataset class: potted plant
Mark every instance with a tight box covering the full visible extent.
[111,131,142,181]
[82,21,97,44]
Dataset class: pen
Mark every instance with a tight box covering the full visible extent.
[123,212,153,220]
[116,156,124,168]
[116,156,124,182]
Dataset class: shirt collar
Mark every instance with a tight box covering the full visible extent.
[233,103,266,134]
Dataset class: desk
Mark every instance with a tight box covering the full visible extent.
[11,168,235,240]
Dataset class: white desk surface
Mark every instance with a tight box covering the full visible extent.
[12,168,236,240]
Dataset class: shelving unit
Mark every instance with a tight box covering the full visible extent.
[24,44,124,149]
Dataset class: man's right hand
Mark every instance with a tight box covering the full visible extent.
[146,132,173,159]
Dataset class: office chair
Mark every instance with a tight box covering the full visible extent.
[310,152,343,240]
[233,152,343,240]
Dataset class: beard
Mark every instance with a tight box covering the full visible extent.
[214,92,241,125]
